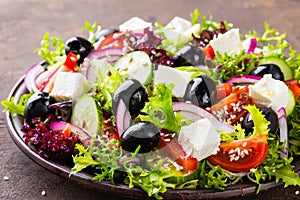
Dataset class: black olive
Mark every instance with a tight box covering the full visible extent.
[24,92,56,126]
[249,64,284,81]
[65,36,94,63]
[95,28,119,42]
[112,79,148,118]
[173,45,206,67]
[184,75,217,108]
[120,122,160,153]
[242,106,279,135]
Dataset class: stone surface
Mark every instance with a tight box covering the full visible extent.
[1,0,300,199]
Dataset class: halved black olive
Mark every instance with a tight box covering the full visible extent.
[173,45,206,67]
[249,64,284,81]
[112,79,148,118]
[120,121,160,153]
[65,36,94,63]
[184,75,217,108]
[24,92,56,126]
[242,106,279,135]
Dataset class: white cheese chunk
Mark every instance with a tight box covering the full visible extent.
[154,65,191,98]
[155,17,200,49]
[165,16,192,34]
[249,74,289,111]
[119,17,152,33]
[178,118,220,161]
[50,72,89,102]
[209,28,242,55]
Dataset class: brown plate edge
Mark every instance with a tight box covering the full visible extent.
[5,76,300,199]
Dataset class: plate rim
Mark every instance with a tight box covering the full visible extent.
[6,76,299,199]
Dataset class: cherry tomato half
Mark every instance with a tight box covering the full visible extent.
[97,31,126,50]
[157,130,198,173]
[208,134,268,172]
[216,83,233,100]
[202,45,215,59]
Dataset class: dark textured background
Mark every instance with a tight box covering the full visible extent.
[1,0,300,199]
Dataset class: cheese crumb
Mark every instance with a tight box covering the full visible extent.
[41,191,46,196]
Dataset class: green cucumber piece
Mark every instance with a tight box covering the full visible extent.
[286,89,296,116]
[70,94,102,137]
[247,57,293,80]
[165,169,199,184]
[114,51,153,85]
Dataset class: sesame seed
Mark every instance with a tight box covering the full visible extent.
[3,176,9,181]
[295,190,299,195]
[164,138,171,142]
[244,149,249,155]
[41,191,46,196]
[229,149,235,154]
[272,169,276,173]
[242,142,247,148]
[240,151,245,158]
[234,156,240,161]
[239,117,244,122]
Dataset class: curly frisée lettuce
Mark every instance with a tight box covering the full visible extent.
[3,9,300,200]
[141,83,180,133]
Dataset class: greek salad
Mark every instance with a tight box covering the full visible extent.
[2,9,300,199]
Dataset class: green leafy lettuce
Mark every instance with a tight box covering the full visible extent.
[1,92,33,116]
[141,83,179,133]
[34,32,65,67]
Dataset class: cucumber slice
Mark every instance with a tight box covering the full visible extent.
[165,169,199,184]
[255,57,293,80]
[114,51,153,85]
[70,95,102,137]
[286,89,296,116]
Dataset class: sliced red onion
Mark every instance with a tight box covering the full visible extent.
[172,102,234,134]
[277,107,289,158]
[35,70,52,89]
[247,38,257,54]
[226,75,261,85]
[49,121,91,140]
[115,99,132,139]
[80,48,125,81]
[25,62,45,92]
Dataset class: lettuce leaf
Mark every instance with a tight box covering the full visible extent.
[1,92,33,116]
[245,105,270,137]
[142,83,179,133]
[34,32,65,66]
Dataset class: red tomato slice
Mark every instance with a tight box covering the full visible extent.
[157,130,198,173]
[207,134,268,172]
[216,83,233,100]
[289,82,300,101]
[97,31,126,50]
[202,45,215,59]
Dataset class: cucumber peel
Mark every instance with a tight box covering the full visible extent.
[70,94,102,137]
[286,89,296,116]
[258,57,293,80]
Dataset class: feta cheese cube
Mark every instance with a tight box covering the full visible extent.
[154,65,191,98]
[50,72,90,101]
[249,74,289,111]
[209,28,242,55]
[165,16,192,34]
[119,17,152,33]
[178,118,220,161]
